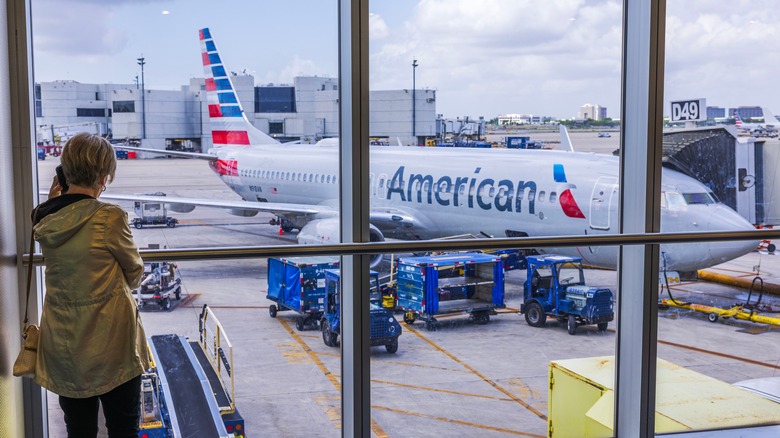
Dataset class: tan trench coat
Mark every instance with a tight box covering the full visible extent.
[33,199,149,398]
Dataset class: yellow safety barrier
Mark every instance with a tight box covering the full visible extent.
[660,299,780,326]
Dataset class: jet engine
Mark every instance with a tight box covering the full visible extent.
[297,218,385,268]
[166,204,196,213]
[227,208,259,217]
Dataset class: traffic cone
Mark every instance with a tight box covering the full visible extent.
[279,227,284,235]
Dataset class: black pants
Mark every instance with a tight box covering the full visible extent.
[58,375,141,438]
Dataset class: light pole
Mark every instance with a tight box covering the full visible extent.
[137,57,146,139]
[412,59,418,143]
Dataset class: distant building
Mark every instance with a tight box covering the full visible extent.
[729,106,762,120]
[578,104,607,120]
[706,106,726,119]
[497,114,531,125]
[35,74,438,150]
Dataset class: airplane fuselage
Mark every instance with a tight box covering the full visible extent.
[212,144,757,272]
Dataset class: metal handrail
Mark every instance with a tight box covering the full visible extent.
[23,229,780,264]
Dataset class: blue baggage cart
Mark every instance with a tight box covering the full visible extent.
[320,270,402,353]
[395,252,505,330]
[267,256,339,331]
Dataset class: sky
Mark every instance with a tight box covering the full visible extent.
[30,0,780,120]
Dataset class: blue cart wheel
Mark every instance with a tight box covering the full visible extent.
[385,339,398,354]
[295,318,305,331]
[269,305,278,318]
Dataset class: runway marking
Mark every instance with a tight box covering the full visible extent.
[403,323,548,421]
[278,318,389,438]
[371,405,545,437]
[659,339,780,370]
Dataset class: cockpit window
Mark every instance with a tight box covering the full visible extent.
[682,192,716,205]
[665,192,686,209]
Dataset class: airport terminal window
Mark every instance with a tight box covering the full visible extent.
[112,100,135,113]
[76,108,106,117]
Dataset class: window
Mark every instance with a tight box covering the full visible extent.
[112,100,135,113]
[255,86,296,113]
[76,108,106,117]
[269,121,284,134]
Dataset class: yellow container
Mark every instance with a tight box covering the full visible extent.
[548,356,780,437]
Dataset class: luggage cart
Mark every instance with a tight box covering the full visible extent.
[266,257,339,331]
[395,253,506,330]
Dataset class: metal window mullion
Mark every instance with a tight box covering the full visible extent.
[338,0,370,437]
[616,0,666,437]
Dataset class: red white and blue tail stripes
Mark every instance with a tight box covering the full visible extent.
[199,28,278,147]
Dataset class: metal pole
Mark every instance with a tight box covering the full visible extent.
[137,57,146,139]
[412,59,418,143]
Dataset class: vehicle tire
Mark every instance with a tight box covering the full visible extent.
[403,312,416,325]
[269,304,278,318]
[707,312,719,323]
[161,297,171,311]
[322,319,337,347]
[174,287,181,300]
[167,220,176,228]
[524,302,546,327]
[598,322,608,331]
[134,221,143,229]
[385,339,398,354]
[567,314,577,335]
[475,312,490,325]
[768,243,776,253]
[295,318,305,331]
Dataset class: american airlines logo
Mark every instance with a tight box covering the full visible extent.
[387,166,538,213]
[553,164,585,218]
[386,164,586,219]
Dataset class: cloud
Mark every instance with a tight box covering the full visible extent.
[259,55,323,86]
[370,0,623,117]
[32,1,131,56]
[369,13,390,40]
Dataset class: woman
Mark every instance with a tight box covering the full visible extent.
[33,132,148,438]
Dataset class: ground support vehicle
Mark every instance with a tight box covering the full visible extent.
[320,270,402,353]
[267,257,339,330]
[142,305,245,437]
[521,255,614,335]
[659,276,780,327]
[133,262,182,311]
[395,253,505,330]
[132,194,179,229]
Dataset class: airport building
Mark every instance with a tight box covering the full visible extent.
[578,103,608,120]
[35,74,438,151]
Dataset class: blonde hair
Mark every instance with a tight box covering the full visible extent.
[60,133,117,190]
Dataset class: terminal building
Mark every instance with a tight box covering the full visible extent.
[35,74,438,151]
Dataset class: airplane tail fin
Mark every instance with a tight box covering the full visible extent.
[559,125,574,152]
[762,107,778,128]
[199,28,280,147]
[734,111,743,129]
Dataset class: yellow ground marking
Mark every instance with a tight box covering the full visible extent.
[278,318,388,438]
[275,341,310,365]
[316,351,471,373]
[370,378,515,402]
[371,405,545,437]
[403,323,548,421]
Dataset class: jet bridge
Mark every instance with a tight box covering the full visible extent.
[659,126,780,227]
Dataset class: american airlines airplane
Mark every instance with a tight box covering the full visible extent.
[734,108,779,135]
[111,28,758,273]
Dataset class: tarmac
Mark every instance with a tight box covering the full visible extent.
[35,141,779,437]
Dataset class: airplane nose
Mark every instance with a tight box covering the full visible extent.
[706,205,759,266]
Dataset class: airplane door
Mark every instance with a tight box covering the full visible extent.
[377,173,388,201]
[589,177,618,230]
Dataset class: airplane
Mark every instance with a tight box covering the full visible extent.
[109,27,759,274]
[734,108,779,136]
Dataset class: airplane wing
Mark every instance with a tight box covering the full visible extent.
[39,190,324,216]
[112,145,217,160]
[101,192,323,215]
